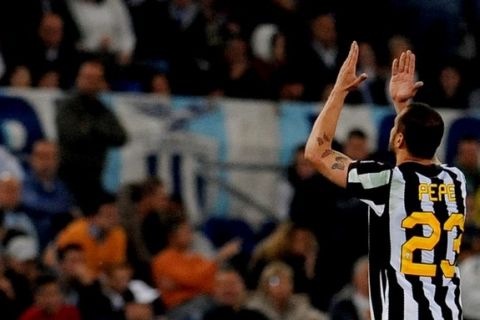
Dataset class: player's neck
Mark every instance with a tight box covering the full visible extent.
[396,151,435,166]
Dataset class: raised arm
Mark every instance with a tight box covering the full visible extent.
[304,41,367,188]
[389,50,424,113]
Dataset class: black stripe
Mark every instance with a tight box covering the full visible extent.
[369,207,391,319]
[430,175,452,320]
[444,168,466,319]
[354,161,393,174]
[399,165,433,319]
[369,266,384,319]
[386,267,406,320]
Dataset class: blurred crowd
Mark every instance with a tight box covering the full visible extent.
[1,0,480,108]
[0,103,479,319]
[1,0,480,320]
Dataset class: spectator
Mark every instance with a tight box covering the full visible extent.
[299,12,341,102]
[246,261,328,320]
[250,24,300,100]
[0,252,16,320]
[66,0,136,66]
[211,37,267,99]
[351,41,389,105]
[132,0,211,95]
[0,174,38,244]
[91,263,137,319]
[8,65,32,88]
[28,13,79,89]
[131,177,171,258]
[19,273,81,320]
[417,61,471,110]
[93,263,166,320]
[0,145,25,181]
[342,129,371,161]
[276,144,317,221]
[149,72,171,95]
[151,211,241,319]
[458,230,480,320]
[3,235,39,318]
[203,267,268,320]
[329,256,370,320]
[55,191,127,277]
[22,140,75,250]
[247,222,317,296]
[56,59,128,210]
[52,243,114,320]
[454,136,480,195]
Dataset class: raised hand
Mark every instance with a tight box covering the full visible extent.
[333,41,368,93]
[389,50,424,104]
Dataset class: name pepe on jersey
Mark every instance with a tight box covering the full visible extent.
[418,183,455,202]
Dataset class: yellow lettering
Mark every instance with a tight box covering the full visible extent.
[429,183,438,201]
[418,183,456,202]
[447,184,456,202]
[438,184,447,201]
[419,184,429,200]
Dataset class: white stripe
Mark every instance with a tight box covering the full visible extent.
[395,272,419,319]
[390,168,406,271]
[157,150,173,195]
[348,167,391,189]
[445,277,460,319]
[181,154,202,225]
[382,270,389,320]
[420,277,443,318]
[360,199,385,216]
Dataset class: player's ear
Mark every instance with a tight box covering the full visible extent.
[395,132,404,148]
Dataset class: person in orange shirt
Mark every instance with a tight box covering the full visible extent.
[151,212,241,318]
[56,191,127,276]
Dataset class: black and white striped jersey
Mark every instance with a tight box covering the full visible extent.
[347,160,467,320]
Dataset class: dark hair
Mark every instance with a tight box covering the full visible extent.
[82,191,117,217]
[397,102,444,159]
[163,210,188,239]
[458,134,479,144]
[57,243,83,262]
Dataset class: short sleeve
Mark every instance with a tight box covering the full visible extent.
[347,160,392,215]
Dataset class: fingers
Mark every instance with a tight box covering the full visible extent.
[348,41,359,66]
[392,58,398,76]
[414,81,424,89]
[350,41,359,69]
[353,73,368,88]
[408,52,416,75]
[338,41,358,76]
[399,52,406,73]
[405,50,412,73]
[395,50,416,75]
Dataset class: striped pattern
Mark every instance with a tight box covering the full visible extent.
[347,161,467,320]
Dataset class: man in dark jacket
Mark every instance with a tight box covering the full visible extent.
[56,59,127,211]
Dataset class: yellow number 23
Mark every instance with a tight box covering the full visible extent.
[401,211,464,278]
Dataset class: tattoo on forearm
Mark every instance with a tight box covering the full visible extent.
[323,133,330,142]
[321,149,333,158]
